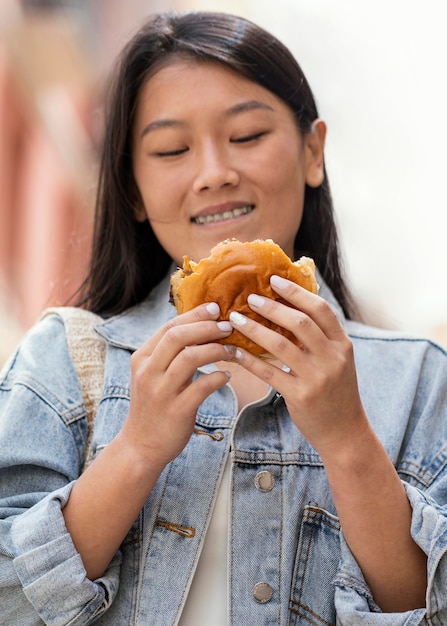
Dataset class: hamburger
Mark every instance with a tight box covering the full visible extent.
[169,238,318,358]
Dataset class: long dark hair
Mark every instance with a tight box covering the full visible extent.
[76,11,359,319]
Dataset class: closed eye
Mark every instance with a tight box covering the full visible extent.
[154,147,189,157]
[231,132,268,144]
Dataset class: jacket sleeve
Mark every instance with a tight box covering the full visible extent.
[334,483,447,625]
[0,316,121,626]
[333,340,447,625]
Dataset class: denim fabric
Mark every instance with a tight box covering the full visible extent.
[1,271,447,625]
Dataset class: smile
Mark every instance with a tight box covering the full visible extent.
[192,205,254,224]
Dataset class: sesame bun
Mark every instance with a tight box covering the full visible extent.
[170,238,318,358]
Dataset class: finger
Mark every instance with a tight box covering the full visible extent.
[130,343,235,426]
[270,275,346,341]
[133,318,233,376]
[229,310,303,366]
[229,343,289,389]
[142,302,223,355]
[247,293,323,353]
[177,368,232,409]
[165,343,236,392]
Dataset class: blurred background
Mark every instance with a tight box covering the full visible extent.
[1,0,447,368]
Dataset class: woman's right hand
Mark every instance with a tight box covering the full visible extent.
[120,302,234,470]
[63,302,234,581]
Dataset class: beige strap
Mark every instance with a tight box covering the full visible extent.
[41,307,106,471]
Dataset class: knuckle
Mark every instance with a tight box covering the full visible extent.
[260,363,276,382]
[266,299,279,313]
[187,303,214,322]
[330,345,353,378]
[130,349,143,371]
[180,345,198,365]
[189,305,206,321]
[345,335,354,352]
[130,350,148,382]
[164,317,179,332]
[195,371,224,395]
[165,324,183,344]
[295,312,311,331]
[315,297,332,316]
[272,334,290,354]
[339,336,354,359]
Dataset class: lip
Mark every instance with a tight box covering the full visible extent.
[191,202,255,224]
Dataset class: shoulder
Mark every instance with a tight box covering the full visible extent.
[346,320,447,395]
[0,310,82,410]
[347,320,447,355]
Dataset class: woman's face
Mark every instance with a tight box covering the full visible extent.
[132,59,325,265]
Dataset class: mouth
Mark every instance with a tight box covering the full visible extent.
[191,205,255,225]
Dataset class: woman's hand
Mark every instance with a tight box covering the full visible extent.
[228,274,367,456]
[229,274,427,612]
[121,301,234,469]
[64,302,234,581]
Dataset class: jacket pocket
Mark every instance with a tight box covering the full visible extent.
[289,504,340,625]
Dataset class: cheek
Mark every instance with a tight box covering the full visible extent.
[265,162,306,200]
[135,168,185,219]
[255,140,305,192]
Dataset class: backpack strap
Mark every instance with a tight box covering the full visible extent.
[41,307,106,472]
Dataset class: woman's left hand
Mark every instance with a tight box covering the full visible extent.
[229,274,428,612]
[229,274,368,456]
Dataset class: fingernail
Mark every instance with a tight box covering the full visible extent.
[235,348,244,360]
[270,275,289,290]
[224,344,236,355]
[217,321,232,332]
[206,302,220,315]
[229,311,247,326]
[247,293,265,308]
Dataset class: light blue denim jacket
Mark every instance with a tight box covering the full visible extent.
[1,271,447,626]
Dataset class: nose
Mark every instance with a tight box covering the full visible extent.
[192,144,240,193]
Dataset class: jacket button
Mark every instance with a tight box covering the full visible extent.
[254,470,275,492]
[252,582,273,603]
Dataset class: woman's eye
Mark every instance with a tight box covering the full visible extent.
[154,147,188,157]
[231,132,267,144]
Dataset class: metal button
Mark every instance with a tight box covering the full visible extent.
[254,470,275,492]
[252,582,273,603]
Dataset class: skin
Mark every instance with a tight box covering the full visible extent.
[63,59,427,612]
[131,60,325,264]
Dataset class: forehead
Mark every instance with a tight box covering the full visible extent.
[141,57,260,92]
[134,58,292,124]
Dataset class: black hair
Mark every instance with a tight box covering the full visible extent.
[76,11,358,320]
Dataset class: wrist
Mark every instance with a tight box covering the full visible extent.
[316,416,392,487]
[316,410,374,468]
[318,419,401,509]
[111,430,169,479]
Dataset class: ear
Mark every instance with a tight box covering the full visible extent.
[304,119,326,188]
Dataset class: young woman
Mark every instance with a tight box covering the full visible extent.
[1,11,446,625]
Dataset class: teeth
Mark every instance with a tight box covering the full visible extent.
[193,205,254,224]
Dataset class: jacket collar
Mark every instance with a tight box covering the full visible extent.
[95,265,346,352]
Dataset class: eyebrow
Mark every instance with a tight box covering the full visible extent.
[139,99,275,140]
[139,119,186,139]
[224,100,274,117]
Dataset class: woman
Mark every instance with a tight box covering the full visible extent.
[1,11,447,625]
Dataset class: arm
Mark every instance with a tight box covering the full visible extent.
[229,276,426,612]
[0,316,120,625]
[321,421,426,611]
[63,302,234,580]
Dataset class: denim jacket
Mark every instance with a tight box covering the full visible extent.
[1,271,447,626]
